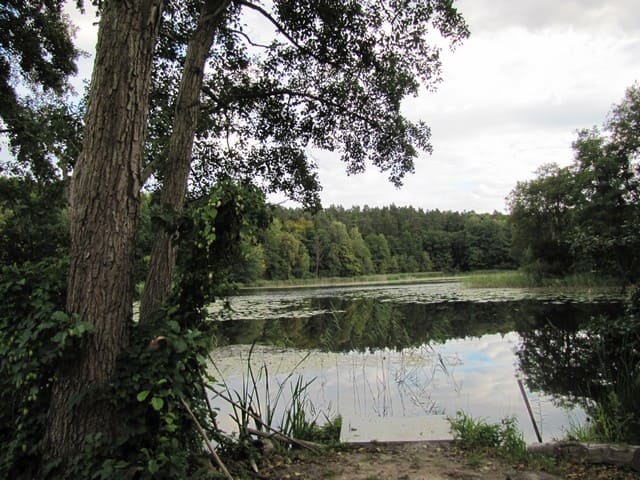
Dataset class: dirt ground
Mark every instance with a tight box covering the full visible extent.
[249,442,640,480]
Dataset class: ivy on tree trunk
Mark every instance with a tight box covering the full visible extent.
[139,0,230,325]
[45,0,165,460]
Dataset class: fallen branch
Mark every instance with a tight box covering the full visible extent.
[180,397,234,480]
[528,441,640,472]
[247,426,323,451]
[206,384,323,453]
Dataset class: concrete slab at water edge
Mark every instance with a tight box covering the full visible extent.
[340,415,453,443]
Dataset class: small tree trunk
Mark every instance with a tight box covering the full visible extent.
[139,0,229,324]
[45,0,164,460]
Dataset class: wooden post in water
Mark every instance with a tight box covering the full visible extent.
[517,378,543,443]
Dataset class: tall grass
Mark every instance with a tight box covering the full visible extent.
[462,271,536,288]
[242,271,450,290]
[210,345,338,444]
[463,270,621,289]
[564,401,628,443]
[564,287,640,444]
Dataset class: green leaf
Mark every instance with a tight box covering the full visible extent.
[51,310,68,322]
[147,459,159,475]
[151,396,164,411]
[136,390,150,402]
[171,336,188,353]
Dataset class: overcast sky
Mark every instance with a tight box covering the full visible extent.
[66,1,640,213]
[318,0,640,213]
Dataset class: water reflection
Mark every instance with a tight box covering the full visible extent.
[208,282,624,442]
[517,307,640,442]
[211,287,622,353]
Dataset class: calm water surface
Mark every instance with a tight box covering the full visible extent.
[207,281,623,442]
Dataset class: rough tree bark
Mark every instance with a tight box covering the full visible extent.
[139,0,230,324]
[45,0,165,459]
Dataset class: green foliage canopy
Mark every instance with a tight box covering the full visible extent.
[0,1,81,181]
[146,0,469,207]
[508,82,640,282]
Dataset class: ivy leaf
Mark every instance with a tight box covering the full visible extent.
[151,396,164,411]
[147,459,160,475]
[171,336,188,353]
[136,390,150,402]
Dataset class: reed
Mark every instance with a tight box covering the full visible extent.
[463,270,621,289]
[461,270,536,288]
[242,271,450,290]
[210,345,339,445]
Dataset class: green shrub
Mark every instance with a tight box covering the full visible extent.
[0,258,93,479]
[449,411,528,461]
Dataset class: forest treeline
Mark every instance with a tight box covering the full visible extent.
[0,175,514,284]
[242,206,515,282]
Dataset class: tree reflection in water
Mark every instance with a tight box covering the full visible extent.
[517,288,640,442]
[208,284,628,439]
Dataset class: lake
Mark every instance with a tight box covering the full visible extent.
[207,281,624,443]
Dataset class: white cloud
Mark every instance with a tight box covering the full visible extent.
[458,0,640,33]
[356,1,640,213]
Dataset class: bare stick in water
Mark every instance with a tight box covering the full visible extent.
[517,378,542,443]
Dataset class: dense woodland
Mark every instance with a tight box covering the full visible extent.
[0,1,639,478]
[246,205,514,281]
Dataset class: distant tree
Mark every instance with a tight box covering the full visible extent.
[507,164,577,276]
[349,226,374,275]
[263,219,310,280]
[323,220,360,276]
[422,230,454,271]
[365,232,393,273]
[235,241,266,283]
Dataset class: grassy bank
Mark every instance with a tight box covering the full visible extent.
[242,270,623,291]
[462,270,622,289]
[243,270,623,291]
[241,271,457,291]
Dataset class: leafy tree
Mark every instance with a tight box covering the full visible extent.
[139,0,470,321]
[507,164,578,276]
[0,176,68,264]
[322,220,360,277]
[569,87,640,281]
[365,232,393,273]
[349,226,374,275]
[422,229,454,271]
[0,0,78,180]
[508,83,640,282]
[263,219,310,280]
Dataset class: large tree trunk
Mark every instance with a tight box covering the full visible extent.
[45,0,164,460]
[139,0,229,324]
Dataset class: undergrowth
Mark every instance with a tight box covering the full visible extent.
[448,411,528,461]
